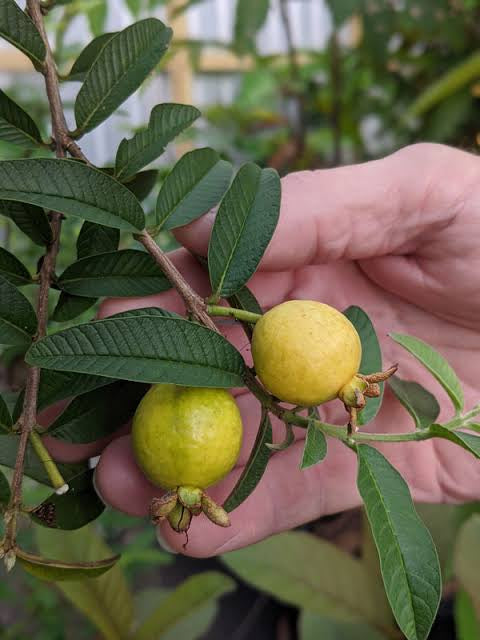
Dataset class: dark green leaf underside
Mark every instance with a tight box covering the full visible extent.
[52,293,97,323]
[389,376,440,430]
[0,276,37,346]
[0,0,46,64]
[0,89,43,147]
[0,200,52,246]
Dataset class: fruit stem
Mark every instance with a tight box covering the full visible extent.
[207,305,262,324]
[29,431,69,495]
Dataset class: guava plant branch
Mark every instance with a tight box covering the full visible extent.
[3,0,68,558]
[207,305,262,324]
[135,230,218,332]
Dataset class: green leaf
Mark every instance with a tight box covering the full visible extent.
[454,515,480,615]
[0,89,43,148]
[0,247,31,286]
[17,547,119,582]
[68,32,117,82]
[0,276,37,346]
[408,51,480,117]
[75,18,172,133]
[300,407,327,470]
[30,470,105,530]
[300,611,388,640]
[0,158,145,231]
[208,163,281,299]
[390,332,464,413]
[389,376,440,430]
[155,148,232,231]
[135,572,235,640]
[223,409,272,512]
[108,306,181,320]
[357,445,441,640]
[86,0,107,37]
[0,434,86,485]
[33,525,123,589]
[26,315,246,387]
[429,424,480,459]
[0,392,12,432]
[77,221,120,259]
[222,531,394,631]
[47,381,147,444]
[0,469,10,512]
[455,589,480,640]
[123,169,158,201]
[58,250,171,298]
[344,306,382,426]
[115,103,200,180]
[234,0,270,55]
[0,200,52,246]
[52,293,97,323]
[0,0,46,65]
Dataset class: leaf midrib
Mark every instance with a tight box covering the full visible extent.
[213,168,260,297]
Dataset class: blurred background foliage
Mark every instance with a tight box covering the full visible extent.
[2,0,480,638]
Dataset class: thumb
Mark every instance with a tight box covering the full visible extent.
[174,143,472,272]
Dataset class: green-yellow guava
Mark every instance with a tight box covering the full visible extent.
[132,384,242,533]
[251,300,396,430]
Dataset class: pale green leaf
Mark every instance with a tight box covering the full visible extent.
[68,32,117,82]
[86,0,107,37]
[115,103,200,180]
[455,589,480,640]
[0,200,52,246]
[155,147,232,231]
[344,306,382,425]
[26,315,246,387]
[47,381,147,444]
[234,0,270,55]
[357,445,441,640]
[300,407,327,470]
[300,611,388,640]
[0,158,145,231]
[429,424,480,459]
[454,515,480,614]
[0,0,46,64]
[0,247,31,286]
[223,409,272,512]
[135,572,235,640]
[0,89,42,147]
[75,18,172,133]
[208,163,280,298]
[389,376,440,430]
[17,547,119,583]
[390,332,463,413]
[222,531,394,631]
[0,276,37,346]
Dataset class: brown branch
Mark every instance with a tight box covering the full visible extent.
[3,0,68,556]
[135,231,218,332]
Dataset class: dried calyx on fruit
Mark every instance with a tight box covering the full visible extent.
[132,384,243,534]
[251,300,397,431]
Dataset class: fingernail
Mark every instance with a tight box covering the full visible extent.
[156,527,178,554]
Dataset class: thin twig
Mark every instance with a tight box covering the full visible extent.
[135,230,218,331]
[278,0,306,160]
[3,0,68,557]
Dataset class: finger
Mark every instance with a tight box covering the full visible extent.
[174,143,473,271]
[158,437,360,557]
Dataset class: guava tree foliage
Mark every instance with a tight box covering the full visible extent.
[0,3,479,640]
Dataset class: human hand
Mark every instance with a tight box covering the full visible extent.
[45,143,480,557]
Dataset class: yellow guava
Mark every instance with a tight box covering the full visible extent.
[252,300,362,406]
[131,384,243,532]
